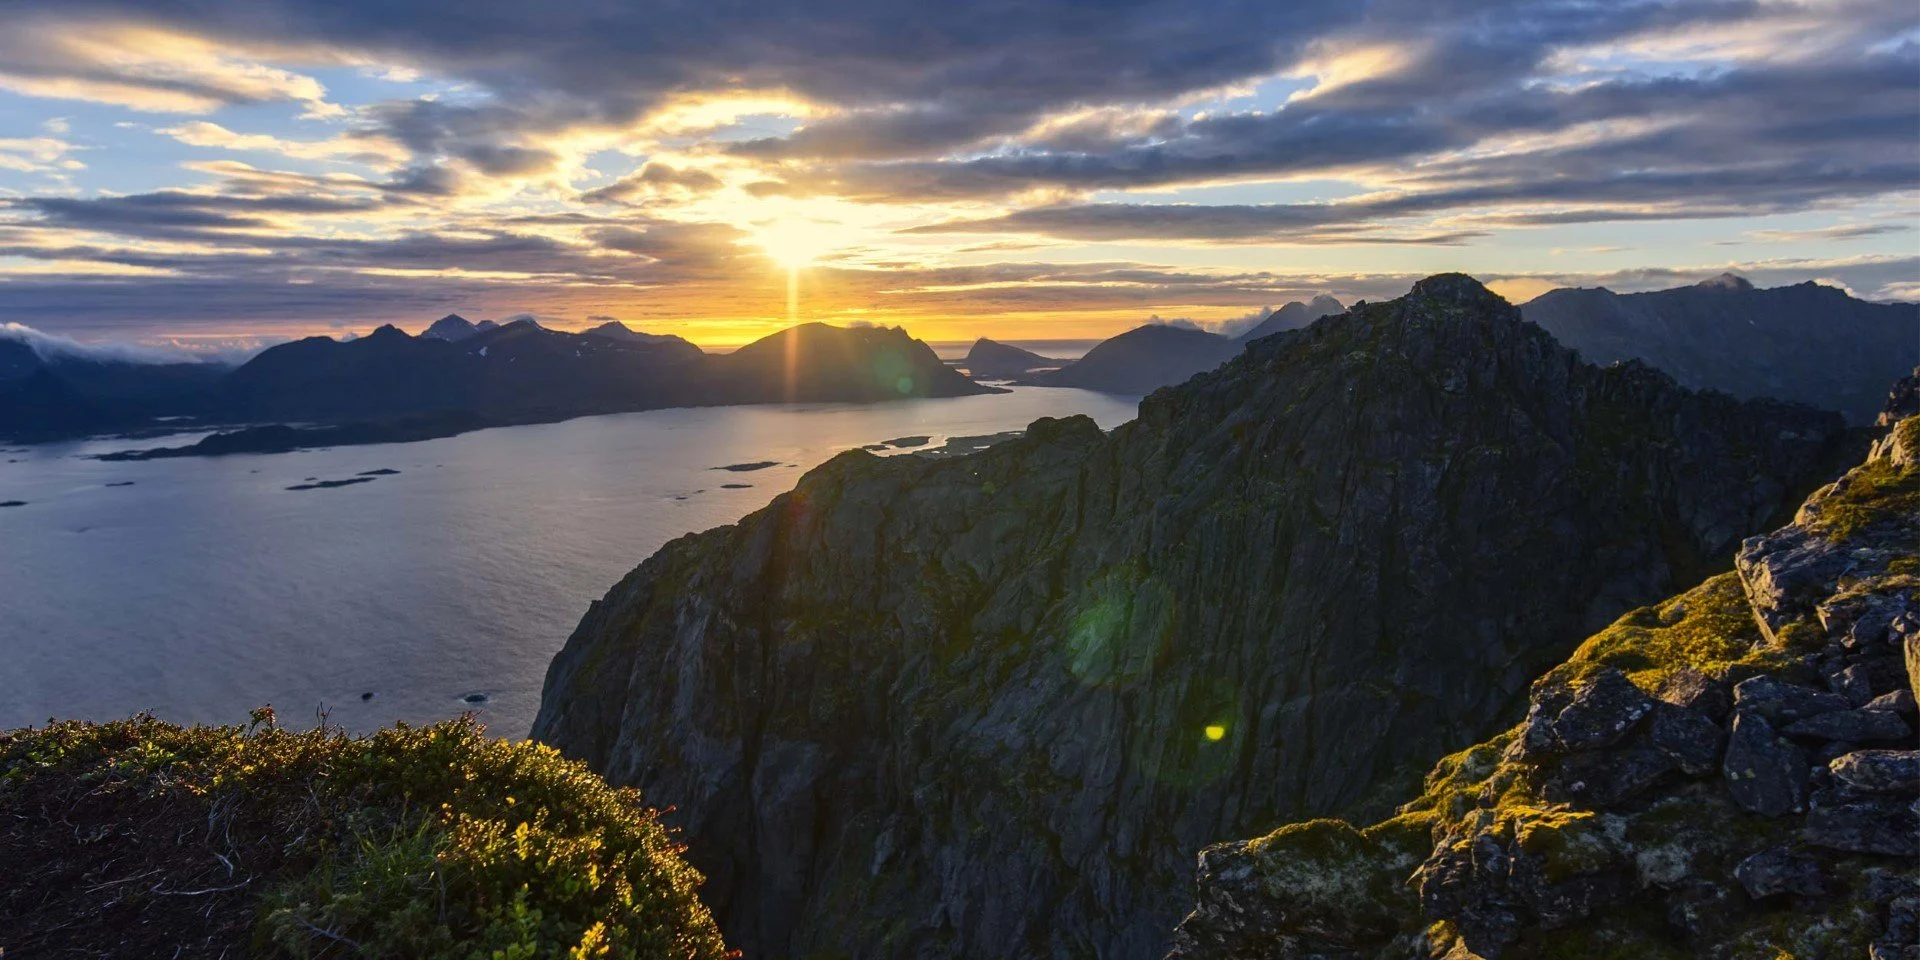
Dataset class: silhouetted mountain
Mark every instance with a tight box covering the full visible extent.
[533,275,1856,959]
[961,338,1062,379]
[0,336,227,440]
[220,320,702,423]
[1026,323,1241,394]
[1233,294,1345,341]
[420,313,480,341]
[0,368,113,440]
[704,323,987,404]
[1522,274,1919,423]
[40,319,993,453]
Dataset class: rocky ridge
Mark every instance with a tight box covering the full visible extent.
[1521,275,1918,425]
[1170,399,1920,959]
[534,275,1860,959]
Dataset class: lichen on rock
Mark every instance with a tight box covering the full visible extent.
[1170,411,1920,960]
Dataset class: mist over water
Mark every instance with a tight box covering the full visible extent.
[0,387,1138,737]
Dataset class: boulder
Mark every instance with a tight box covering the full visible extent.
[1733,846,1826,899]
[1732,676,1851,725]
[1803,789,1920,856]
[1829,750,1920,793]
[1645,703,1725,776]
[1723,712,1810,817]
[1518,668,1656,760]
[1781,709,1912,743]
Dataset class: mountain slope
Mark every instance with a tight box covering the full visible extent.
[962,338,1061,379]
[532,275,1857,959]
[1522,275,1918,424]
[1235,295,1346,342]
[421,313,480,341]
[1171,400,1920,960]
[217,320,974,426]
[0,337,227,441]
[1028,323,1240,394]
[704,322,989,403]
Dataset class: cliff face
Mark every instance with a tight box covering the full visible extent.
[1521,276,1919,425]
[533,275,1855,959]
[1170,411,1920,960]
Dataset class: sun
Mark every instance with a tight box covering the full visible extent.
[754,220,823,270]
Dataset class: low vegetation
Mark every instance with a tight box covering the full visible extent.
[0,710,729,959]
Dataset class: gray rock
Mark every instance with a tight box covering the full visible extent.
[1655,667,1732,721]
[1723,712,1811,817]
[1732,676,1851,725]
[1803,789,1920,856]
[1733,846,1826,899]
[1646,703,1725,776]
[1782,708,1913,743]
[1866,689,1916,715]
[1829,750,1920,793]
[1519,668,1656,761]
[1545,747,1675,808]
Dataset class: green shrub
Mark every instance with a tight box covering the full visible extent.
[0,712,729,960]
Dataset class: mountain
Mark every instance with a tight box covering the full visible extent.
[532,275,1857,959]
[421,313,481,341]
[1172,398,1920,960]
[0,336,227,441]
[1026,323,1241,394]
[1234,294,1346,342]
[1522,275,1919,424]
[700,322,988,404]
[961,338,1063,379]
[583,319,681,344]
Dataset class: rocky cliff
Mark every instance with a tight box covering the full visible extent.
[1522,275,1918,425]
[533,275,1858,959]
[1171,403,1920,960]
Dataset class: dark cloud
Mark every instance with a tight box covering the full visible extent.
[582,163,727,204]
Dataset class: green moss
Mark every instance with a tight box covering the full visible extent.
[1547,572,1783,689]
[1506,807,1621,884]
[0,713,727,960]
[1243,819,1417,931]
[1806,454,1920,541]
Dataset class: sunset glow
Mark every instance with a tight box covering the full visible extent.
[0,1,1908,349]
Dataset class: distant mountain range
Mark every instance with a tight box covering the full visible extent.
[979,278,1916,421]
[1521,274,1917,424]
[1,318,991,451]
[8,275,1913,450]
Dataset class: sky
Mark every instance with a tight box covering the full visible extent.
[0,0,1914,348]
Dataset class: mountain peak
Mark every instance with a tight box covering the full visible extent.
[1408,272,1504,306]
[422,314,480,341]
[1697,272,1754,291]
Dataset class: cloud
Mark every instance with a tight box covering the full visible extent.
[0,20,336,114]
[0,321,259,365]
[581,163,726,204]
[157,121,409,167]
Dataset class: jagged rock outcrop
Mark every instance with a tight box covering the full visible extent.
[1522,275,1919,425]
[534,275,1857,959]
[1170,410,1920,960]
